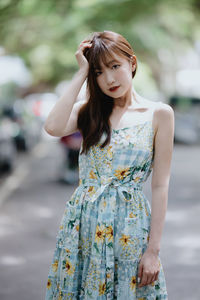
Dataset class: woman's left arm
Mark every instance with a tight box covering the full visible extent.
[138,103,175,287]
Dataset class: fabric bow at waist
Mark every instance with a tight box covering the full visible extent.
[80,176,143,203]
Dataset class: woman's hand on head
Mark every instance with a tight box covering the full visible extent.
[137,248,160,288]
[75,39,92,75]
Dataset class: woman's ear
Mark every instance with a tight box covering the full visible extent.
[132,64,136,72]
[130,55,136,72]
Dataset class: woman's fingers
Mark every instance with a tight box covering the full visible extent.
[147,274,155,285]
[139,272,148,287]
[75,39,93,73]
[155,270,160,281]
[139,271,159,287]
[81,43,92,50]
[137,262,143,280]
[138,270,159,287]
[137,253,160,288]
[79,41,90,46]
[75,40,92,57]
[78,42,92,53]
[151,273,157,284]
[81,38,91,43]
[79,39,92,47]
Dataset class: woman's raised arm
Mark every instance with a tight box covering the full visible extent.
[44,39,92,137]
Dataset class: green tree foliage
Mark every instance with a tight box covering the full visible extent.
[0,0,199,86]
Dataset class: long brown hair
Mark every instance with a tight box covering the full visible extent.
[77,30,137,155]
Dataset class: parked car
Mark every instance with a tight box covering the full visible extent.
[1,100,42,151]
[0,117,17,174]
[59,132,82,184]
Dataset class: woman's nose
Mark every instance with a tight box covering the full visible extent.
[105,72,115,85]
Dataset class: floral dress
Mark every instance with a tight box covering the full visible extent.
[45,106,168,300]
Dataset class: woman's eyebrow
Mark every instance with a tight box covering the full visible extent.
[94,60,119,70]
[107,59,119,65]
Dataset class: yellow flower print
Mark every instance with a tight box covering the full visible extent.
[95,224,105,243]
[59,224,63,230]
[52,260,58,272]
[145,204,149,216]
[119,234,131,246]
[88,186,93,192]
[134,176,140,182]
[58,290,63,300]
[106,272,111,279]
[129,212,137,218]
[147,234,150,242]
[138,298,145,300]
[106,225,113,242]
[75,224,79,232]
[88,186,96,196]
[130,276,137,290]
[47,278,51,289]
[114,167,130,180]
[99,280,106,295]
[107,146,112,159]
[129,212,134,218]
[89,170,97,179]
[65,259,75,275]
[65,248,70,253]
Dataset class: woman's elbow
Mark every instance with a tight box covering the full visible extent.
[43,123,62,137]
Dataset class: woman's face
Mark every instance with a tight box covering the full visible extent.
[94,52,135,98]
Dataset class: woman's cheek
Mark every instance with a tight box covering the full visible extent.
[97,79,105,91]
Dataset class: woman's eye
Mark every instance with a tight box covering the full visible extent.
[95,71,102,76]
[112,64,120,69]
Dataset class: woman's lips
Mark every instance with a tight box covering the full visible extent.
[109,86,120,92]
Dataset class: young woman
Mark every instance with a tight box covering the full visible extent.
[44,30,174,299]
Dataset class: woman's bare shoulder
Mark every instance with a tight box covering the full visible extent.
[137,91,174,115]
[153,101,174,118]
[140,97,174,134]
[152,101,174,134]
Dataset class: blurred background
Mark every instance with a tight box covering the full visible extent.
[0,0,199,299]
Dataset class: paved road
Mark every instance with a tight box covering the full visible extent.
[0,134,199,300]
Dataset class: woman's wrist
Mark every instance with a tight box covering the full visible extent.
[146,245,160,256]
[77,68,88,79]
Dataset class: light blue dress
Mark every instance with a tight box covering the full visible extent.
[45,107,168,299]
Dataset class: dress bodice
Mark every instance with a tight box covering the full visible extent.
[78,108,155,192]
